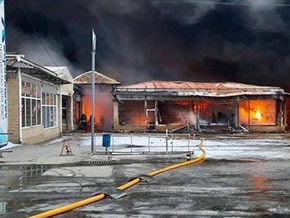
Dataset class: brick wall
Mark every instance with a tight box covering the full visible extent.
[22,126,60,144]
[7,72,20,143]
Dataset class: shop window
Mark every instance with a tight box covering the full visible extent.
[118,101,145,125]
[239,99,276,126]
[25,98,31,126]
[21,81,41,127]
[42,93,57,128]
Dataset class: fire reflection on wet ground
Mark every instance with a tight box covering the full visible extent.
[0,158,290,217]
[250,176,271,200]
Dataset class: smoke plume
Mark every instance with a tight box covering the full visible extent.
[5,0,290,90]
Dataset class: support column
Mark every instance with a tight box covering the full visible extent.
[113,100,119,131]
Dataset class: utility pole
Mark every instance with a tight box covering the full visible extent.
[91,29,96,154]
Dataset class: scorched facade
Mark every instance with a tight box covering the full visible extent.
[112,81,288,133]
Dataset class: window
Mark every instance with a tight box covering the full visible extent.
[21,81,41,127]
[73,92,81,124]
[239,99,276,126]
[42,93,57,128]
[73,100,80,124]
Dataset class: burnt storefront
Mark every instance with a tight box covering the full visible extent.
[112,81,288,133]
[73,71,120,132]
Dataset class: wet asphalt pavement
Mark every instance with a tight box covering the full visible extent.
[0,135,290,217]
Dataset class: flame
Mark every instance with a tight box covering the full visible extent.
[239,100,276,126]
[81,86,114,131]
[255,109,262,120]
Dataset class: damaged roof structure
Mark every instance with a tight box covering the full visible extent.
[112,81,288,133]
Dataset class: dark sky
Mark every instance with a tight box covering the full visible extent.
[5,0,290,90]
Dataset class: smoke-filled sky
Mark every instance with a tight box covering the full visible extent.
[5,0,290,90]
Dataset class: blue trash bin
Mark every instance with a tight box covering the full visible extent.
[102,134,111,148]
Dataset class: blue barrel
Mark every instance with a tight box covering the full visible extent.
[102,134,111,147]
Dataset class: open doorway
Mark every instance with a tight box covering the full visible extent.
[62,96,70,131]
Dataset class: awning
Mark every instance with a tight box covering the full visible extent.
[6,54,71,84]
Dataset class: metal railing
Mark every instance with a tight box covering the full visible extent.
[95,132,197,155]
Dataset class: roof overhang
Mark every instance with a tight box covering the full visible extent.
[73,71,120,85]
[113,81,286,101]
[6,54,71,84]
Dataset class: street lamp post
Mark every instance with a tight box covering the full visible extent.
[91,29,96,154]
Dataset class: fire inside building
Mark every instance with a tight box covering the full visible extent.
[112,81,289,133]
[73,71,120,132]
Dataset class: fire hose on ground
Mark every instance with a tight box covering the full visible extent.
[28,139,206,218]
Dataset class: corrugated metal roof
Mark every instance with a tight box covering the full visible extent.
[73,71,120,85]
[6,57,34,69]
[45,66,73,83]
[6,54,71,84]
[113,81,285,97]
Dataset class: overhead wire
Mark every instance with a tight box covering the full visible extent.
[18,0,59,67]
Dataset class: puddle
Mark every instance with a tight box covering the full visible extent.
[0,159,290,217]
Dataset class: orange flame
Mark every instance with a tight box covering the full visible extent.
[255,109,262,121]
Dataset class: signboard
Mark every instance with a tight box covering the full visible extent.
[0,0,8,147]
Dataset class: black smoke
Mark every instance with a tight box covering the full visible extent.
[5,0,290,90]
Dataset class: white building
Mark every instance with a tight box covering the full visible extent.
[6,54,75,144]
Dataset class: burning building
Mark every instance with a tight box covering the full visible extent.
[73,71,120,132]
[112,81,289,133]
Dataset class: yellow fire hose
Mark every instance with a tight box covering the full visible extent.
[29,139,205,218]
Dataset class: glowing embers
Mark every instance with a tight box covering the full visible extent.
[239,100,276,126]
